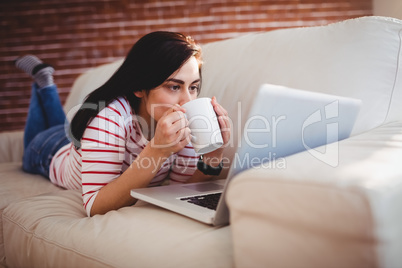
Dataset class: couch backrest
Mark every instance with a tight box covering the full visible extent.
[200,16,402,137]
[64,59,124,122]
[64,16,402,174]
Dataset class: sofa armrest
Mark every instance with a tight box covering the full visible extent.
[226,121,402,268]
[0,131,24,163]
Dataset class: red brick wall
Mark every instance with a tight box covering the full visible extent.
[0,0,372,132]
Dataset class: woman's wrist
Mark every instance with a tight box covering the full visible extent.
[201,148,224,167]
[146,138,174,159]
[197,154,223,176]
[131,143,171,175]
[201,155,222,167]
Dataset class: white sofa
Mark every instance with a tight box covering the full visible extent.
[1,16,401,268]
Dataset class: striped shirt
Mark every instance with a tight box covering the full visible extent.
[49,97,198,216]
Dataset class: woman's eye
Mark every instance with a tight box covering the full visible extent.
[190,85,200,92]
[168,85,180,91]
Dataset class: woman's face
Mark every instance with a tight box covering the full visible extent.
[136,56,201,123]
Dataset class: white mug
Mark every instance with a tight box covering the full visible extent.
[182,98,223,154]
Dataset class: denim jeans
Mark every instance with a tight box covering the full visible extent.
[22,83,70,178]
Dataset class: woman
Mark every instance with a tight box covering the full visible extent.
[17,31,231,216]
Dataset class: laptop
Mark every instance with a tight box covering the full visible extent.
[130,84,362,226]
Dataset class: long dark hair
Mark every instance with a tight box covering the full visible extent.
[69,31,202,148]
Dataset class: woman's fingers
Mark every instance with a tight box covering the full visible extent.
[211,97,231,144]
[211,96,228,116]
[153,104,191,154]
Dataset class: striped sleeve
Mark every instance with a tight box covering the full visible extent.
[169,143,198,183]
[81,99,129,216]
[49,143,82,190]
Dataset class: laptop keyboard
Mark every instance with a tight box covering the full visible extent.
[180,193,222,210]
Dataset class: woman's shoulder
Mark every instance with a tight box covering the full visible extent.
[107,97,133,117]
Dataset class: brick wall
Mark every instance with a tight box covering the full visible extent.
[0,0,372,132]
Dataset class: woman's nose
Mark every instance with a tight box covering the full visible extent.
[179,90,192,106]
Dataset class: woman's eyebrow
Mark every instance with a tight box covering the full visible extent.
[166,78,184,84]
[165,78,200,84]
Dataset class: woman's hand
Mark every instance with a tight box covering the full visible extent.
[151,104,191,157]
[202,97,231,166]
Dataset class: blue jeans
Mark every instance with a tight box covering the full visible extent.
[22,83,70,178]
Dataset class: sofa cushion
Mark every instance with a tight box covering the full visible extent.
[0,131,23,163]
[0,162,61,266]
[3,189,233,268]
[227,121,402,268]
